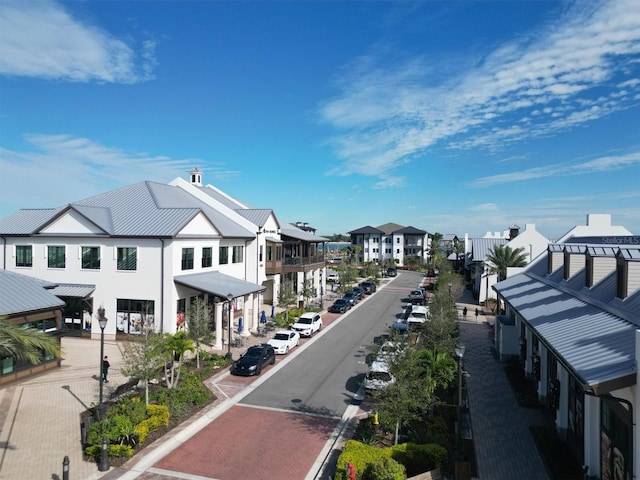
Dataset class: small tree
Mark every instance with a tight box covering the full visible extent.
[186,297,213,369]
[300,279,316,308]
[277,280,297,323]
[120,316,164,405]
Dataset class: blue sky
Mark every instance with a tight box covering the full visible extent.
[1,0,639,239]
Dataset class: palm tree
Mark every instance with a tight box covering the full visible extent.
[485,244,528,281]
[428,232,443,269]
[0,318,62,364]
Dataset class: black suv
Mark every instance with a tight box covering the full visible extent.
[359,281,377,294]
[230,344,276,376]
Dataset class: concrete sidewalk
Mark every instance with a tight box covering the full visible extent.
[454,288,551,480]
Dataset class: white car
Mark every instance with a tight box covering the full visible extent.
[291,312,323,337]
[267,329,300,355]
[364,359,395,392]
[407,305,429,325]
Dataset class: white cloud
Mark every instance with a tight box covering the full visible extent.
[319,0,640,178]
[471,151,640,187]
[0,134,238,216]
[0,0,156,83]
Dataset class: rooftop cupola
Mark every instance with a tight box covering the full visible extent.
[188,167,203,187]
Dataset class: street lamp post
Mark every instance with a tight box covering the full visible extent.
[455,343,466,444]
[225,293,234,361]
[98,315,108,412]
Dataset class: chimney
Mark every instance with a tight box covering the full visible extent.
[509,224,520,240]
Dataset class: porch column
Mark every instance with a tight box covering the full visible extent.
[214,301,223,350]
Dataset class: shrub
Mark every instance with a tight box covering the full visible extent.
[390,442,448,476]
[335,440,392,480]
[86,443,133,460]
[363,455,405,480]
[108,395,146,425]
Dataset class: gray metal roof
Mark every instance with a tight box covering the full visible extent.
[0,182,255,239]
[236,209,278,229]
[280,225,328,242]
[470,238,508,262]
[196,185,251,210]
[174,272,266,299]
[494,272,637,392]
[0,207,65,235]
[618,247,640,261]
[0,270,65,316]
[47,284,96,298]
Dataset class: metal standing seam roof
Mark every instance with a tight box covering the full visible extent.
[174,272,266,299]
[280,226,329,242]
[494,273,637,391]
[236,209,278,229]
[46,284,96,298]
[0,182,255,239]
[0,270,65,316]
[470,238,508,262]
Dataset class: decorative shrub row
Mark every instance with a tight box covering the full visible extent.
[334,439,448,480]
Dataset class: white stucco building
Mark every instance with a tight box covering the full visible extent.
[0,168,327,351]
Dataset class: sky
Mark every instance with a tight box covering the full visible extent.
[1,0,639,239]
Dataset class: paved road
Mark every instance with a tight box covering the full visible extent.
[105,272,421,480]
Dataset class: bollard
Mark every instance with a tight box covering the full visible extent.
[62,455,69,480]
[98,436,110,471]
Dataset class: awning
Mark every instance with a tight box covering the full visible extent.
[174,271,266,299]
[47,283,96,298]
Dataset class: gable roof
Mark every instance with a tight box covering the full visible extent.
[0,182,255,239]
[236,209,279,229]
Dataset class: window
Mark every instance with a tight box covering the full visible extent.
[219,246,229,265]
[16,245,32,267]
[181,248,194,270]
[82,246,100,269]
[117,247,137,271]
[232,246,243,263]
[259,245,263,262]
[396,238,400,244]
[202,247,212,268]
[47,246,65,269]
[267,245,273,261]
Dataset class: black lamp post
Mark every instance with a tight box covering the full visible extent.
[455,343,465,443]
[98,314,108,411]
[225,293,234,360]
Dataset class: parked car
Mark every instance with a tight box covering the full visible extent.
[326,270,339,282]
[364,359,395,392]
[386,268,397,277]
[406,305,429,326]
[359,281,377,294]
[230,344,276,376]
[291,312,323,337]
[375,340,404,362]
[342,291,359,307]
[408,289,426,304]
[267,329,300,354]
[352,286,365,299]
[328,298,351,313]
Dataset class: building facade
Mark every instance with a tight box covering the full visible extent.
[348,222,429,267]
[492,218,638,479]
[0,169,327,351]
